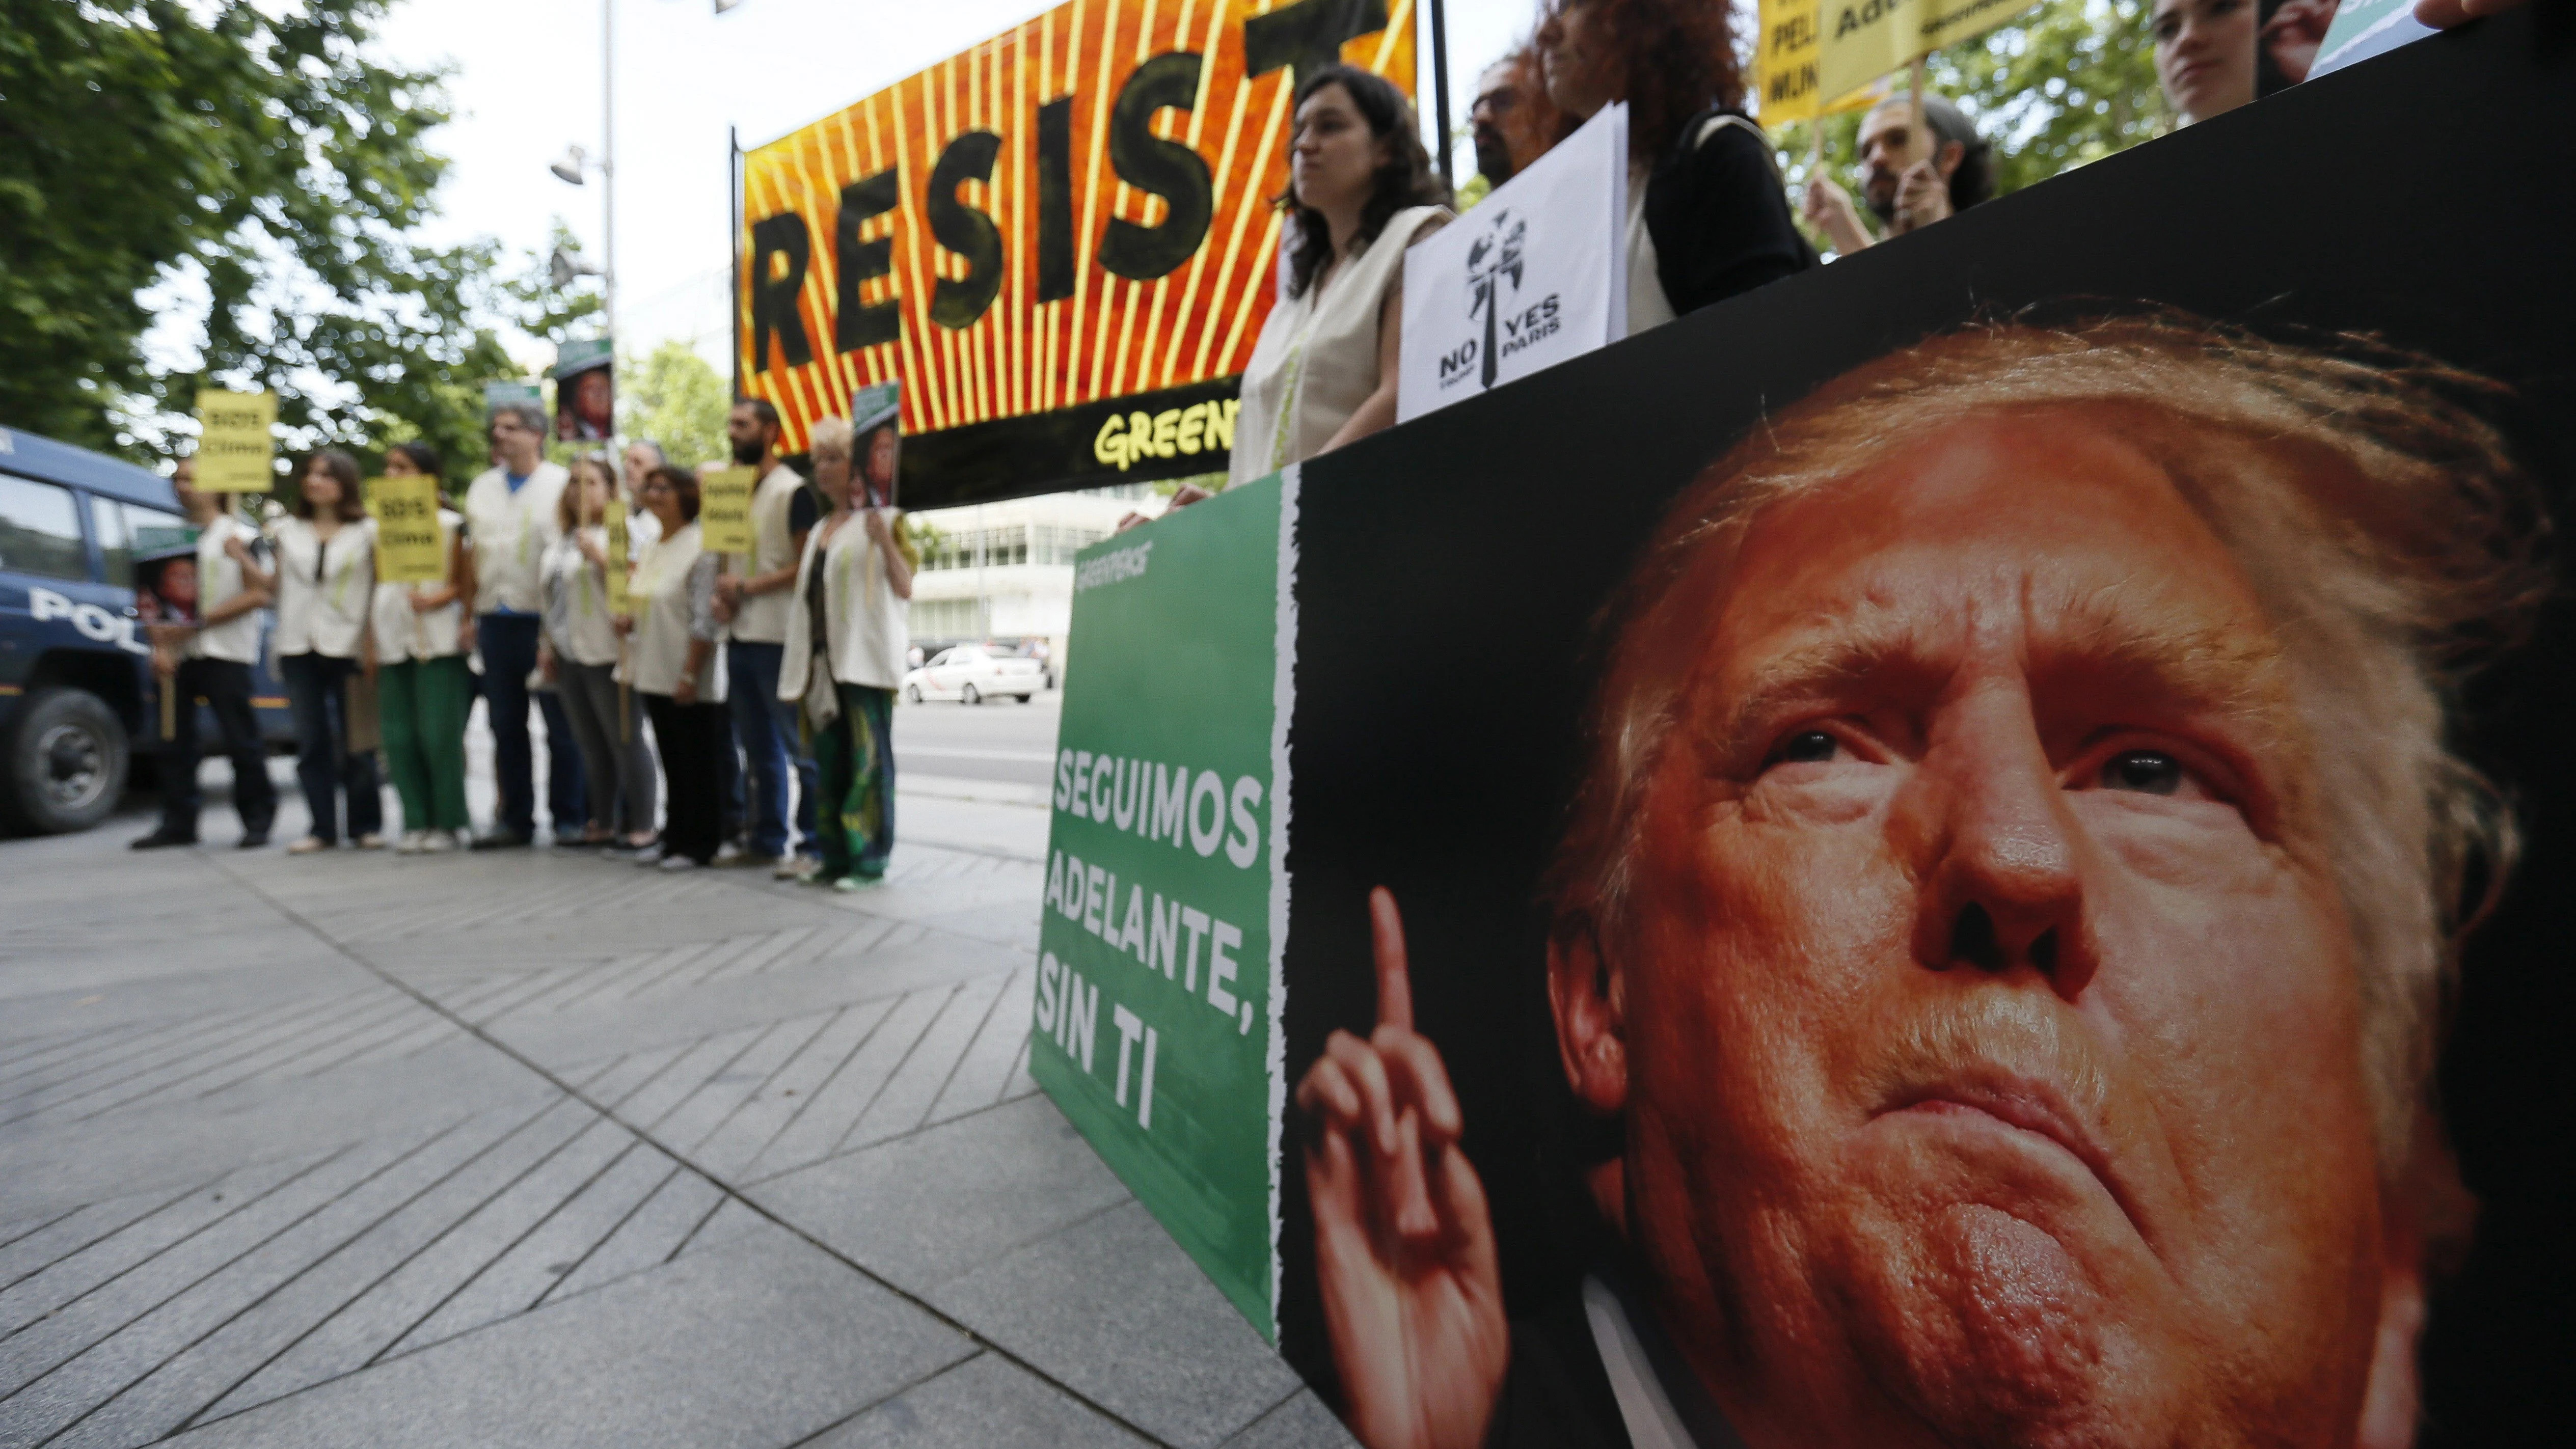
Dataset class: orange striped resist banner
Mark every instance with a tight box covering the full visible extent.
[738,0,1417,503]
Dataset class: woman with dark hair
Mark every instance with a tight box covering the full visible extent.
[616,464,726,868]
[1226,65,1451,488]
[268,448,384,853]
[1535,0,1813,330]
[373,441,477,852]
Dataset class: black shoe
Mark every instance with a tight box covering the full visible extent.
[238,829,270,849]
[130,829,197,850]
[470,828,533,851]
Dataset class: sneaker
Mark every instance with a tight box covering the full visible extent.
[419,830,457,854]
[285,836,331,855]
[711,841,749,866]
[238,829,270,849]
[831,872,884,892]
[395,830,428,855]
[470,827,532,851]
[355,833,388,851]
[658,854,700,871]
[774,857,820,882]
[130,829,197,851]
[632,846,668,868]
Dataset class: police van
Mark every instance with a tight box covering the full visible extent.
[0,426,291,834]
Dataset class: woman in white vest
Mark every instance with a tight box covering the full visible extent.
[268,449,383,853]
[778,413,913,889]
[1227,65,1451,489]
[541,457,655,853]
[371,442,476,853]
[616,464,728,869]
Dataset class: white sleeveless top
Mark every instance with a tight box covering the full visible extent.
[621,521,726,701]
[779,509,911,697]
[371,507,467,664]
[540,528,623,668]
[1228,205,1449,487]
[269,515,377,659]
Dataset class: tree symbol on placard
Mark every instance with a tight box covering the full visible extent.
[1465,211,1526,392]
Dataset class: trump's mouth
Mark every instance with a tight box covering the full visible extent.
[1877,1075,2148,1244]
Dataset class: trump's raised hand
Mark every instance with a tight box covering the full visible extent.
[1294,888,1508,1449]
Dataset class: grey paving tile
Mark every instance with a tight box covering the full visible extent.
[803,1351,1150,1448]
[929,1201,1303,1448]
[688,999,896,1181]
[926,965,1037,1124]
[538,1166,717,1303]
[749,987,953,1178]
[161,1227,974,1449]
[1218,1390,1362,1449]
[752,1093,1130,1295]
[842,972,1010,1151]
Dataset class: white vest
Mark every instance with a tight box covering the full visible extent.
[622,521,726,700]
[371,507,467,663]
[269,515,376,659]
[188,514,265,665]
[779,509,911,698]
[1229,205,1449,487]
[727,463,806,643]
[540,529,623,668]
[464,461,568,614]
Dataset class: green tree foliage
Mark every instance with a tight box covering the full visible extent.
[0,1,591,489]
[620,340,731,469]
[1773,0,2172,254]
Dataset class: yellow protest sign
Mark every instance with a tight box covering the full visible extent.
[1813,0,2043,110]
[369,474,447,585]
[699,468,755,555]
[193,389,279,492]
[604,498,630,614]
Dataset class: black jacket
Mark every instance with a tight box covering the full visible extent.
[1644,106,1818,318]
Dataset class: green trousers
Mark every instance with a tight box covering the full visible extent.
[815,682,896,880]
[378,655,473,833]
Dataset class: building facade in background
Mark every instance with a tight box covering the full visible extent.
[906,485,1160,665]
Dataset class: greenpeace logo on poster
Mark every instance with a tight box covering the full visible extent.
[1076,540,1153,592]
[1397,105,1628,423]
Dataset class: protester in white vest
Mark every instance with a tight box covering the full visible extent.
[540,456,656,854]
[463,402,578,848]
[267,448,382,853]
[778,412,913,890]
[131,455,279,851]
[709,398,821,878]
[617,464,728,869]
[370,441,476,853]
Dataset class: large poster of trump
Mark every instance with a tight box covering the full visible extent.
[1264,13,2567,1447]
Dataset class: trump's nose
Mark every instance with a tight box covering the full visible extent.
[1905,684,2098,1000]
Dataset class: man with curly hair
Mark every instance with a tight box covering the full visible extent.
[1297,316,2545,1449]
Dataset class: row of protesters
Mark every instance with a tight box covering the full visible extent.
[540,458,657,852]
[778,403,915,890]
[1221,1,1820,496]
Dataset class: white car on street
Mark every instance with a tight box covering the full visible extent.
[903,645,1045,704]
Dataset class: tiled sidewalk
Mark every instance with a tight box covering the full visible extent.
[0,788,1352,1448]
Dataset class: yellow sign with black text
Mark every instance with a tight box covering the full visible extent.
[192,390,278,493]
[368,474,447,586]
[699,468,755,556]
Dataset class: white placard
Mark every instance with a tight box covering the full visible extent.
[1398,104,1628,423]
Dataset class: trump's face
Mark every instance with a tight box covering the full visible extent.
[1591,407,2390,1445]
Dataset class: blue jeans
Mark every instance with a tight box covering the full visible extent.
[725,639,817,858]
[279,652,382,843]
[477,613,584,838]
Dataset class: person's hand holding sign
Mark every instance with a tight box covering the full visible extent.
[1294,888,1507,1449]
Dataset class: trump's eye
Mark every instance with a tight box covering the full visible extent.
[2100,749,2185,795]
[1768,729,1842,767]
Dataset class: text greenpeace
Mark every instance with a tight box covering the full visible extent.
[1074,541,1153,593]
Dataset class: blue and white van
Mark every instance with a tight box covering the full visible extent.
[0,426,291,833]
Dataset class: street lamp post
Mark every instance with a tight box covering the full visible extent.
[550,0,617,365]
